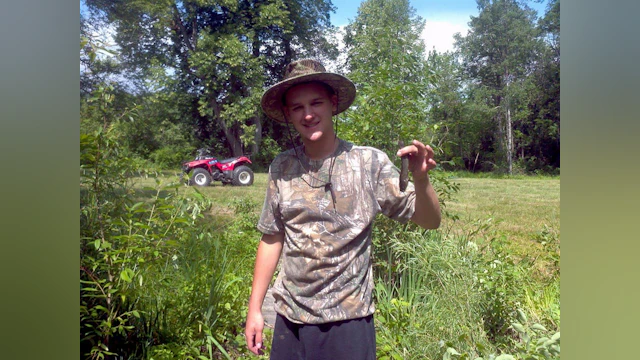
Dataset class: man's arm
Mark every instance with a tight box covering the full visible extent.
[410,175,441,229]
[245,232,284,355]
[397,140,441,229]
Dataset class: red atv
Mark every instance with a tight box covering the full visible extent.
[181,148,254,186]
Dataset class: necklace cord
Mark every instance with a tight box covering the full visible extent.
[284,116,338,209]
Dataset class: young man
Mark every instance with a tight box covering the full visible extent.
[245,59,441,359]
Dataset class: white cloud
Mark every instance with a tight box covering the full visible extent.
[420,15,470,54]
[327,16,471,69]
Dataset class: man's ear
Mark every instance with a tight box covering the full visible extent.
[331,94,338,113]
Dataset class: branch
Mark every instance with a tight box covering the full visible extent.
[172,3,194,52]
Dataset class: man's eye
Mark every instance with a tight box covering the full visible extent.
[292,106,302,112]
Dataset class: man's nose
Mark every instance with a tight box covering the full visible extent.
[303,107,314,119]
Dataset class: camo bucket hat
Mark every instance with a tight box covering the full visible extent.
[261,59,356,123]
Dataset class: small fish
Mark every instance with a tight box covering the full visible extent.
[398,140,409,192]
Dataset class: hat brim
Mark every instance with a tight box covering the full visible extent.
[261,72,356,123]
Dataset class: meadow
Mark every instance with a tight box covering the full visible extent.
[81,161,560,359]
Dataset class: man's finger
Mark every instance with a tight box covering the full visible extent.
[412,140,427,157]
[396,146,413,158]
[255,331,263,354]
[425,145,434,159]
[396,141,422,158]
[245,331,254,352]
[245,327,260,355]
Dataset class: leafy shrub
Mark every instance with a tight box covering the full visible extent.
[252,137,283,171]
[371,219,494,359]
[508,309,560,360]
[80,146,214,358]
[371,213,560,360]
[150,145,194,169]
[80,84,253,359]
[441,309,560,360]
[477,236,529,348]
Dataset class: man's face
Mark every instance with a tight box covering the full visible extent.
[283,82,338,143]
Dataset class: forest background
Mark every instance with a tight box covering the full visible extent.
[81,0,559,176]
[80,0,560,359]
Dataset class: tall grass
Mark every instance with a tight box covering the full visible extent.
[83,162,559,359]
[80,125,260,359]
[373,219,489,359]
[371,213,560,360]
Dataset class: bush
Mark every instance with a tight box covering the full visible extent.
[149,145,194,169]
[80,86,253,359]
[252,137,283,171]
[478,236,529,347]
[371,222,494,359]
[370,213,559,360]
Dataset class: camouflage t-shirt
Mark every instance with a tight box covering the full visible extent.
[257,139,416,324]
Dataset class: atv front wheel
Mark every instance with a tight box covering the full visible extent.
[232,165,254,186]
[190,168,212,186]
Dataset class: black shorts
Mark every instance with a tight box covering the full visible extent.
[269,313,376,360]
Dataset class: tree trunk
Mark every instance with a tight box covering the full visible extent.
[252,116,262,159]
[210,98,243,157]
[222,122,243,156]
[506,106,513,175]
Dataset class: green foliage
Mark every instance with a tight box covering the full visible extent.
[477,236,528,347]
[370,202,559,360]
[375,283,415,360]
[427,51,500,173]
[372,221,492,359]
[84,0,338,157]
[442,311,560,360]
[453,0,552,174]
[252,136,284,171]
[80,83,258,359]
[532,224,560,270]
[508,309,560,360]
[149,145,193,169]
[341,0,431,155]
[83,0,559,174]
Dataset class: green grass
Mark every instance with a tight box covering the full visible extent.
[447,170,560,180]
[130,170,559,276]
[441,176,560,279]
[123,170,560,358]
[130,171,269,219]
[130,171,559,255]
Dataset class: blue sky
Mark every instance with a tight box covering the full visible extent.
[330,0,550,53]
[81,0,550,56]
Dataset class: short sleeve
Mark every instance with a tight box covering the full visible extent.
[257,163,285,235]
[374,151,416,223]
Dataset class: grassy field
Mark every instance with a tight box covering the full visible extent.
[133,171,559,235]
[122,170,560,358]
[133,171,560,270]
[442,176,560,278]
[130,171,269,219]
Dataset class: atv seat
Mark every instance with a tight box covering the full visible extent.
[218,158,237,164]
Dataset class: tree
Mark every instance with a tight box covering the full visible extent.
[426,50,497,172]
[83,0,337,157]
[524,0,560,171]
[341,0,431,155]
[455,0,541,174]
[80,13,126,98]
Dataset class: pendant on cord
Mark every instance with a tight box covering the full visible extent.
[325,182,337,209]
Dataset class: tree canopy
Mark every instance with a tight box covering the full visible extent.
[83,0,338,158]
[341,0,431,155]
[81,0,560,174]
